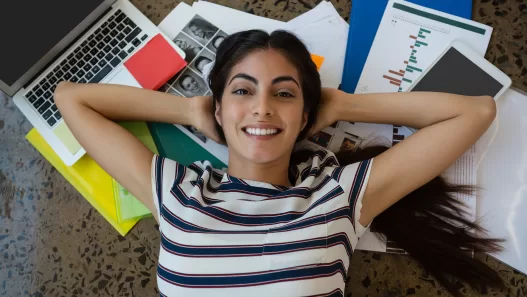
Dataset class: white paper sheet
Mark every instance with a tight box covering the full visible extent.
[191,0,284,33]
[476,88,527,274]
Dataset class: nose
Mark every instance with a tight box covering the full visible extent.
[251,93,275,117]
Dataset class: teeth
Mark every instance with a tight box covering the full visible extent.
[245,128,278,136]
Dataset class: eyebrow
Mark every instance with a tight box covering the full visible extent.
[228,73,300,87]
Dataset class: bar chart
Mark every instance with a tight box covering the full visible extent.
[382,28,430,91]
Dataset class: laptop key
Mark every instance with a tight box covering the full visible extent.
[75,52,83,60]
[51,105,58,112]
[60,59,68,66]
[82,46,90,54]
[116,33,125,41]
[95,28,101,35]
[102,28,110,35]
[110,30,118,37]
[123,27,132,35]
[79,78,87,84]
[105,53,114,61]
[70,76,78,83]
[56,70,64,78]
[70,66,79,73]
[132,38,141,47]
[69,58,77,66]
[117,24,124,31]
[26,91,34,98]
[97,52,105,59]
[83,54,92,62]
[85,72,94,80]
[111,47,120,55]
[83,64,92,72]
[55,111,62,120]
[77,70,85,77]
[118,50,127,59]
[110,57,121,67]
[90,48,98,56]
[110,39,118,47]
[98,60,107,68]
[109,22,116,29]
[115,12,125,23]
[64,72,72,80]
[47,117,57,127]
[97,42,105,50]
[46,73,53,79]
[63,64,70,72]
[28,95,37,103]
[33,98,45,109]
[108,15,115,22]
[74,47,80,54]
[95,34,103,41]
[104,45,112,53]
[42,82,51,90]
[125,27,141,42]
[88,40,97,47]
[90,57,99,65]
[42,109,53,120]
[127,46,135,54]
[141,34,148,41]
[49,76,57,84]
[35,89,43,96]
[92,65,100,73]
[38,101,51,114]
[77,60,85,68]
[43,91,52,99]
[89,65,112,83]
[118,41,126,49]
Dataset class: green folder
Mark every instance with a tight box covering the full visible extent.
[114,122,160,222]
[148,122,226,168]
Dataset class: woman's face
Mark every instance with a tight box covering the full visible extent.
[181,76,200,92]
[215,49,307,165]
[196,58,212,72]
[175,39,190,50]
[189,24,206,39]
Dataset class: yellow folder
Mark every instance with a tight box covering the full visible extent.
[26,122,155,236]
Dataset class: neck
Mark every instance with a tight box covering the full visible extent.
[227,153,292,187]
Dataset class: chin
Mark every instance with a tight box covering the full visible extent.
[244,149,284,164]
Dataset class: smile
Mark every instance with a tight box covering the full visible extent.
[242,127,281,136]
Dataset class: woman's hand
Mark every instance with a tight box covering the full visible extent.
[191,95,222,143]
[308,88,343,136]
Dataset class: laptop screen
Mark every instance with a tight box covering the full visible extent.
[0,0,106,92]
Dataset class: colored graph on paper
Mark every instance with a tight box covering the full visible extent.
[355,0,492,95]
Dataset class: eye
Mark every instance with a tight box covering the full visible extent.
[232,88,250,95]
[276,91,294,98]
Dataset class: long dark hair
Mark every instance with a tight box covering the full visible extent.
[207,30,504,296]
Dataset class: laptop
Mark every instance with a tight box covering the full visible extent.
[0,0,173,166]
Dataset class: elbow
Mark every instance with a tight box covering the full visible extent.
[54,81,79,109]
[477,95,497,123]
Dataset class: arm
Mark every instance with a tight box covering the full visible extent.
[326,89,496,226]
[54,82,206,222]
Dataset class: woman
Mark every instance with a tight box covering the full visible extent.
[174,38,201,62]
[193,56,213,74]
[55,30,503,297]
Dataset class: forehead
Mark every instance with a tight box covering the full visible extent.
[228,49,300,83]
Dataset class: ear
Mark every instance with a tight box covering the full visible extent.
[301,112,308,131]
[215,102,222,127]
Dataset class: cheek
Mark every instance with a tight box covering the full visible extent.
[220,100,246,130]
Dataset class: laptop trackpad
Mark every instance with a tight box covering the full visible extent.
[53,122,82,155]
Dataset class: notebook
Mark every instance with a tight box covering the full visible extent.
[340,0,472,93]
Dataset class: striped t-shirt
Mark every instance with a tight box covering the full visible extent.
[151,148,373,297]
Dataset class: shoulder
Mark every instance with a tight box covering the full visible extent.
[152,155,224,187]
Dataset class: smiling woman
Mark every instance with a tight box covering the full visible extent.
[54,30,503,297]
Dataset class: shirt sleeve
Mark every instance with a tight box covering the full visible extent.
[150,155,190,220]
[335,158,374,239]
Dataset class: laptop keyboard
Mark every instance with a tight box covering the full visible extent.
[24,9,149,128]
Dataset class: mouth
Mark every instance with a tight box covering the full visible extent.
[242,126,282,137]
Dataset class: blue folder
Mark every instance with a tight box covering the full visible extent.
[340,0,472,94]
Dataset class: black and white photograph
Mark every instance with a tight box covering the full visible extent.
[190,48,215,77]
[172,68,208,97]
[207,31,228,53]
[173,32,203,63]
[184,125,207,142]
[182,15,219,45]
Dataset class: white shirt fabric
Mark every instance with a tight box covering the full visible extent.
[151,148,373,297]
